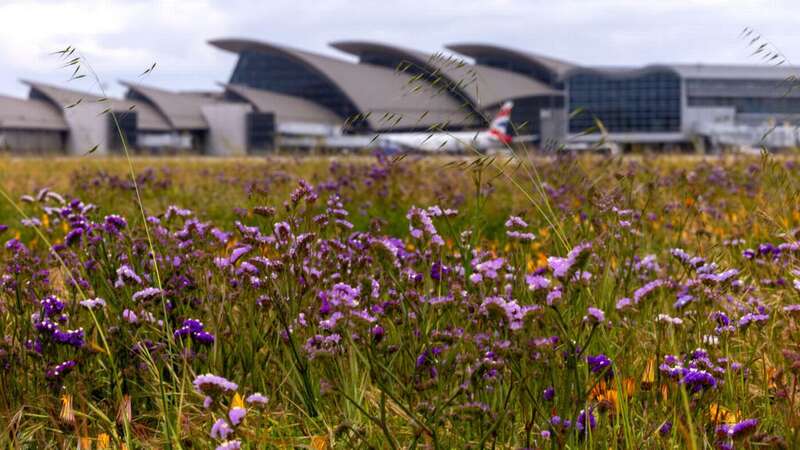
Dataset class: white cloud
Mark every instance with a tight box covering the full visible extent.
[1,0,800,98]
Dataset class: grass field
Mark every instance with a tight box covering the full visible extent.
[1,153,799,448]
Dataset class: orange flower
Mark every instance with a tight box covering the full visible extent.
[623,377,636,397]
[310,435,329,450]
[659,384,669,401]
[590,380,619,412]
[96,433,110,449]
[60,394,75,424]
[641,356,656,391]
[232,392,245,409]
[709,403,740,424]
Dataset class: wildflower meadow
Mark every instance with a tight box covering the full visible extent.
[0,153,799,449]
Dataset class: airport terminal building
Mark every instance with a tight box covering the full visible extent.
[1,39,800,154]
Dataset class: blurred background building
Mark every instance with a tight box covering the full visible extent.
[1,39,799,155]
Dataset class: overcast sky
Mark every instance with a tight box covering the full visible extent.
[2,0,800,98]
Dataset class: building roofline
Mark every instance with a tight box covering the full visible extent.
[120,81,214,130]
[210,38,477,131]
[329,40,561,111]
[209,38,363,123]
[562,64,681,80]
[445,43,577,80]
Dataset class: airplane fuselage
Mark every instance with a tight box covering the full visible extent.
[376,131,502,153]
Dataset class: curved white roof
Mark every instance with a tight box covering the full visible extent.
[0,95,67,131]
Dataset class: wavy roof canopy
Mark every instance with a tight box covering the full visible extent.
[562,64,682,80]
[22,80,171,131]
[0,95,67,131]
[122,82,219,130]
[562,63,800,82]
[331,40,560,110]
[445,43,577,84]
[210,38,477,130]
[224,84,341,125]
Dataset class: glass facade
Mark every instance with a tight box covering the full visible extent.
[688,96,800,114]
[508,95,564,137]
[108,111,137,152]
[567,71,682,134]
[685,78,797,98]
[686,78,800,116]
[246,112,275,152]
[230,51,366,129]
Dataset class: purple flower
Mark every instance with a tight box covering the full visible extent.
[525,274,550,291]
[583,307,605,325]
[229,245,252,265]
[546,288,562,305]
[371,325,385,343]
[229,407,246,426]
[716,418,758,440]
[738,313,769,329]
[79,297,106,309]
[40,295,65,317]
[659,421,672,436]
[246,393,268,405]
[548,242,592,279]
[210,418,233,439]
[53,328,84,347]
[193,331,216,345]
[673,294,694,309]
[681,368,717,393]
[122,309,138,324]
[615,297,633,311]
[587,354,613,375]
[543,386,555,401]
[115,265,142,287]
[46,360,77,379]
[193,373,238,396]
[64,228,83,246]
[576,408,596,434]
[132,287,164,302]
[104,214,127,232]
[474,257,505,280]
[216,440,241,450]
[633,279,665,304]
[505,216,528,228]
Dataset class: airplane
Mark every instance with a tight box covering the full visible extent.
[375,101,526,153]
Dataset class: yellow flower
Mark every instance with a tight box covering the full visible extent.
[640,356,656,391]
[536,252,548,268]
[659,383,669,401]
[96,433,110,449]
[310,435,329,450]
[709,403,740,424]
[589,380,618,412]
[60,394,75,424]
[622,377,636,397]
[232,392,245,409]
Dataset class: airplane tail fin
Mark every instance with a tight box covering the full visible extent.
[488,101,514,144]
